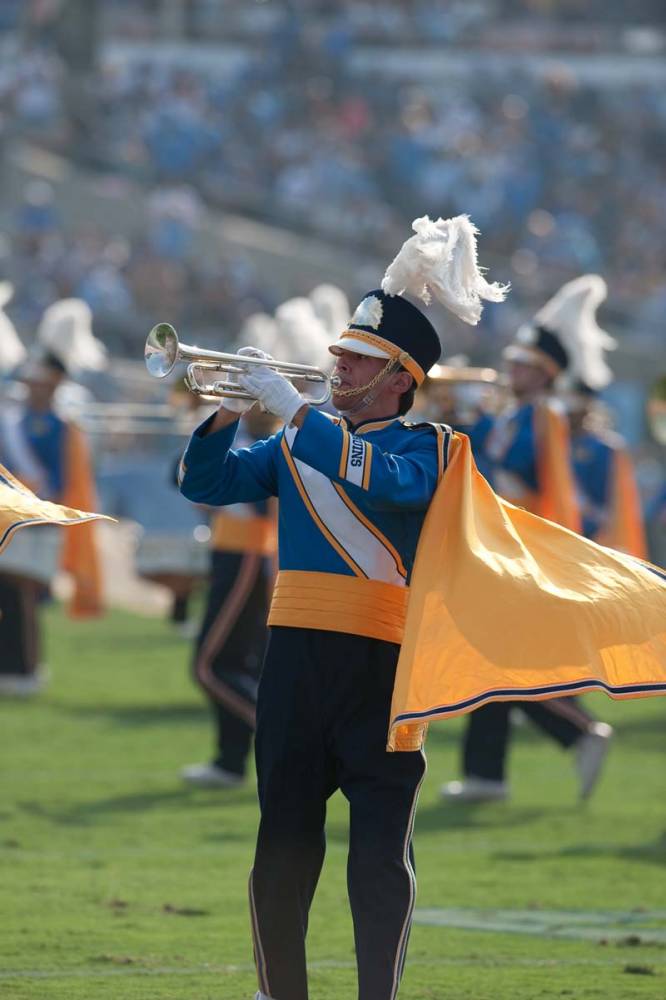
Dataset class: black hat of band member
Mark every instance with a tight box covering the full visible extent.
[329,289,439,386]
[504,323,569,379]
[328,215,509,385]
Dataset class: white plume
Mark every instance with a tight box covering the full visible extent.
[37,298,107,373]
[309,284,350,339]
[238,312,279,357]
[273,297,331,369]
[0,282,27,373]
[535,274,615,389]
[381,215,509,325]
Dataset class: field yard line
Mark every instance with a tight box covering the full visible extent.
[2,956,666,981]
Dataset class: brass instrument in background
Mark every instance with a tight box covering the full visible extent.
[60,400,203,437]
[427,364,506,386]
[424,363,509,424]
[145,323,339,406]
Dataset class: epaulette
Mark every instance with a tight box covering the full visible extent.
[402,419,453,435]
[402,420,453,474]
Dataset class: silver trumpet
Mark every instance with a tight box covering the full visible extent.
[145,322,339,406]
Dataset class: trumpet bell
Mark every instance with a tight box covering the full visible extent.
[145,323,179,378]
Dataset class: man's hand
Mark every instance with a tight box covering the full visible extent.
[239,367,305,426]
[219,346,272,415]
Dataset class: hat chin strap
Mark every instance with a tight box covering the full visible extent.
[334,357,400,417]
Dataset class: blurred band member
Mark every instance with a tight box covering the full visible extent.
[568,388,648,559]
[442,279,615,803]
[0,300,105,693]
[182,409,277,787]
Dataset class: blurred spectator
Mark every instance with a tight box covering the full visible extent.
[0,1,663,360]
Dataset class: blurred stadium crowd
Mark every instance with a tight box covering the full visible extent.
[0,0,664,365]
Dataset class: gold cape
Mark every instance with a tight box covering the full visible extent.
[388,435,666,751]
[0,461,110,556]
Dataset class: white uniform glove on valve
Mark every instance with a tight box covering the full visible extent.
[220,346,272,414]
[238,366,305,425]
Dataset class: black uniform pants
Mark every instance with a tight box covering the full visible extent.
[193,551,268,777]
[0,575,39,676]
[250,627,426,1000]
[463,698,595,782]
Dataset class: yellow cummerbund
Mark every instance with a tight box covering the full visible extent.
[211,513,276,556]
[268,570,409,644]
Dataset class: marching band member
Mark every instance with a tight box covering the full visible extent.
[0,283,26,378]
[169,221,666,998]
[554,275,648,560]
[179,215,507,1000]
[442,279,616,804]
[569,382,647,558]
[0,299,106,694]
[181,411,278,788]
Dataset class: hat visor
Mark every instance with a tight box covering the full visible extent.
[328,335,391,359]
[18,362,62,385]
[503,344,543,367]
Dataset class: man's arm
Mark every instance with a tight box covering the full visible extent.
[201,405,242,437]
[290,406,441,509]
[179,410,279,506]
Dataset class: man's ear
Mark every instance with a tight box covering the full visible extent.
[392,370,414,395]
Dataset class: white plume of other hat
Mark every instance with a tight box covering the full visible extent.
[381,215,509,325]
[273,297,331,370]
[37,298,107,374]
[238,312,279,357]
[309,284,350,340]
[0,282,27,373]
[534,274,615,389]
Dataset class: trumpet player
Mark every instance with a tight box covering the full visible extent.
[181,405,278,789]
[178,216,507,1000]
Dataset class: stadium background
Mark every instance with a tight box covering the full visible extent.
[1,3,665,999]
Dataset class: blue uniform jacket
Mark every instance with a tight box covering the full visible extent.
[180,407,451,643]
[571,429,615,540]
[468,403,538,497]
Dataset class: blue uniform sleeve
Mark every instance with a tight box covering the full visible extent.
[179,414,279,505]
[291,407,440,510]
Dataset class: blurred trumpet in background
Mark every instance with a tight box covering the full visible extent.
[421,361,509,427]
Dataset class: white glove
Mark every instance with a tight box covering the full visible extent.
[220,346,272,415]
[238,366,305,425]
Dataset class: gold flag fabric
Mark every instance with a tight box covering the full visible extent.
[388,434,666,751]
[0,462,110,554]
[596,446,648,561]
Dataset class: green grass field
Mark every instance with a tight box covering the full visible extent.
[1,605,665,1000]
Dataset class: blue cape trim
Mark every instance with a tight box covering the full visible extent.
[393,678,666,724]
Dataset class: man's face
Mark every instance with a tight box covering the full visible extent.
[25,372,62,412]
[564,392,591,434]
[508,360,550,398]
[331,349,387,411]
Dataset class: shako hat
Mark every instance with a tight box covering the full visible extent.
[330,289,440,386]
[504,323,569,379]
[329,215,509,386]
